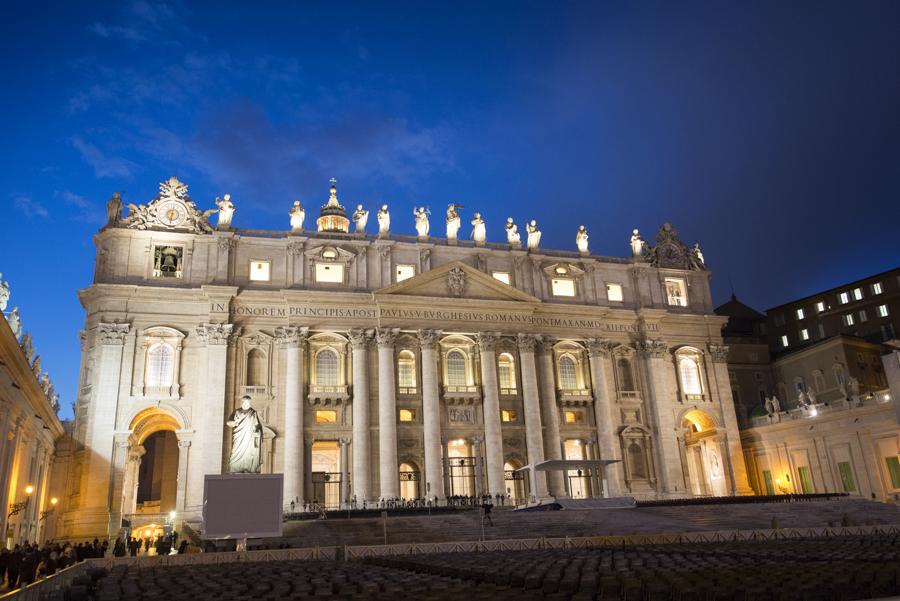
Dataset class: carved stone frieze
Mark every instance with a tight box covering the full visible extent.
[636,339,669,359]
[417,329,441,350]
[447,267,466,297]
[475,332,498,352]
[97,323,130,345]
[375,327,399,347]
[275,326,309,348]
[196,323,239,346]
[707,343,730,363]
[347,328,372,350]
[516,333,538,353]
[586,338,617,358]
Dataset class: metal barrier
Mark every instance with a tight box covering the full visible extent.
[0,561,91,601]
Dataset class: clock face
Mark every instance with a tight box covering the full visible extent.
[158,201,187,227]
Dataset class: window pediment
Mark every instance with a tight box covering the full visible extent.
[304,245,355,263]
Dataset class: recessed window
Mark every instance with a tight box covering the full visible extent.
[446,350,468,387]
[843,313,855,327]
[839,292,850,305]
[551,278,576,297]
[145,343,174,388]
[399,409,416,422]
[781,335,789,348]
[606,283,624,302]
[498,353,516,392]
[773,314,786,327]
[859,310,868,323]
[563,410,584,424]
[398,350,416,392]
[878,304,889,318]
[678,357,703,395]
[872,282,884,295]
[815,301,826,313]
[501,409,517,423]
[315,263,344,283]
[315,410,337,423]
[817,324,825,338]
[315,349,339,386]
[800,329,809,341]
[558,355,578,389]
[796,308,805,320]
[395,264,415,282]
[152,245,184,278]
[665,278,688,307]
[492,271,511,285]
[852,288,863,301]
[249,260,271,282]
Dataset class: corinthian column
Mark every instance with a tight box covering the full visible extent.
[516,334,548,499]
[476,332,505,496]
[339,437,350,508]
[418,329,444,502]
[277,325,309,508]
[586,339,623,497]
[637,339,682,496]
[376,328,399,499]
[537,337,565,497]
[348,329,372,501]
[708,343,753,495]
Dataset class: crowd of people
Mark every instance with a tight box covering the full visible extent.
[288,492,513,513]
[0,539,106,590]
[111,531,188,557]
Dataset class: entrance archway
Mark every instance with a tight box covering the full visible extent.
[504,460,525,505]
[447,439,475,497]
[563,440,592,499]
[123,407,183,519]
[681,410,727,497]
[399,463,420,500]
[311,441,341,508]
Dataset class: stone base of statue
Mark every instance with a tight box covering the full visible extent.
[510,241,522,250]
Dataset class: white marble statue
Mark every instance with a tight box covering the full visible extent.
[470,212,486,245]
[352,204,369,233]
[377,204,390,235]
[6,306,21,338]
[797,390,810,408]
[446,204,462,241]
[505,218,521,246]
[40,372,51,396]
[226,395,263,473]
[289,200,305,232]
[216,194,235,229]
[576,225,589,254]
[764,397,774,416]
[31,355,41,377]
[690,242,706,269]
[20,331,33,363]
[848,377,861,404]
[414,206,430,238]
[630,229,645,258]
[807,388,818,405]
[770,395,781,413]
[0,273,9,311]
[526,219,541,250]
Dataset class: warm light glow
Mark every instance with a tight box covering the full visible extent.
[50,497,58,505]
[775,479,782,485]
[169,511,176,520]
[24,485,34,495]
[809,407,818,417]
[145,529,152,538]
[453,438,466,445]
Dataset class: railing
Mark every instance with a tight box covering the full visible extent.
[444,385,478,394]
[749,388,892,428]
[0,560,91,601]
[242,385,268,396]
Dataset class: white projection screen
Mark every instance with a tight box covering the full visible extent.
[203,474,284,539]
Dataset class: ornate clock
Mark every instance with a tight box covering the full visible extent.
[158,201,188,228]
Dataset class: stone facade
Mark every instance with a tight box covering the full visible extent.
[62,178,751,539]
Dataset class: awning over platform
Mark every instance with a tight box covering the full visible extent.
[515,459,621,473]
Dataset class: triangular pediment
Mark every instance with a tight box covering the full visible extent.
[374,261,541,303]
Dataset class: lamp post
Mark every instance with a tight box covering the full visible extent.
[39,497,58,521]
[7,485,34,522]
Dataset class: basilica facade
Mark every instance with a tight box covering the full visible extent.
[61,177,751,539]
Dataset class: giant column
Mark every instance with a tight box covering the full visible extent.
[586,339,624,497]
[516,334,548,499]
[537,337,565,496]
[376,328,399,499]
[708,343,753,495]
[277,325,308,508]
[638,339,683,497]
[348,329,372,501]
[418,329,444,502]
[339,437,350,507]
[476,332,505,496]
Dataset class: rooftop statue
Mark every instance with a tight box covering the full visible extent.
[505,217,521,248]
[377,204,390,236]
[352,204,368,234]
[106,192,122,226]
[6,306,21,338]
[0,272,9,311]
[576,225,589,254]
[414,206,430,238]
[630,229,645,258]
[215,194,235,229]
[289,200,305,232]
[690,243,707,270]
[470,212,486,246]
[446,204,462,241]
[226,395,263,473]
[806,388,817,405]
[526,219,541,250]
[20,331,33,363]
[31,355,41,377]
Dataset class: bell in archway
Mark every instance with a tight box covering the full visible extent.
[160,247,178,273]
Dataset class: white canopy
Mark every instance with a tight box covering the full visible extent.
[515,459,620,473]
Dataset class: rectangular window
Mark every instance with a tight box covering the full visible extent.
[774,314,786,327]
[818,324,825,339]
[852,287,863,301]
[563,410,584,424]
[152,245,184,279]
[878,304,889,318]
[800,328,809,341]
[872,282,883,295]
[551,278,576,297]
[606,283,624,302]
[839,292,850,304]
[797,466,813,493]
[796,308,805,320]
[664,278,688,307]
[315,263,344,283]
[859,310,868,323]
[815,301,826,313]
[886,457,900,489]
[492,271,510,285]
[315,410,337,423]
[395,264,415,282]
[501,409,517,423]
[249,260,271,282]
[762,470,775,495]
[837,462,856,492]
[843,313,855,327]
[781,335,789,348]
[399,409,416,422]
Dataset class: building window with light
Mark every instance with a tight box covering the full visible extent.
[781,335,789,348]
[501,409,517,422]
[852,287,863,301]
[665,278,687,307]
[563,410,584,424]
[843,313,855,327]
[249,260,271,281]
[315,349,339,386]
[800,329,809,341]
[398,350,416,392]
[558,355,578,389]
[815,301,826,312]
[796,308,805,320]
[498,353,516,393]
[551,278,576,297]
[878,304,890,318]
[606,283,624,302]
[678,355,703,396]
[399,409,416,422]
[839,292,850,304]
[446,350,468,387]
[145,343,174,388]
[872,282,883,295]
[315,263,344,283]
[395,264,415,282]
[316,410,337,423]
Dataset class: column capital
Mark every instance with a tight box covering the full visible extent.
[195,323,240,346]
[97,322,130,345]
[472,435,484,444]
[417,329,442,350]
[636,338,669,359]
[339,437,351,446]
[177,439,192,448]
[348,328,373,349]
[275,325,309,348]
[475,332,499,352]
[375,327,399,348]
[128,445,147,461]
[304,438,314,449]
[537,335,556,354]
[707,343,730,363]
[217,237,237,253]
[586,338,617,358]
[516,333,538,353]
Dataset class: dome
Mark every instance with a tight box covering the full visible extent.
[316,181,350,233]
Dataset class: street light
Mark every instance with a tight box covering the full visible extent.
[7,485,34,522]
[40,497,58,521]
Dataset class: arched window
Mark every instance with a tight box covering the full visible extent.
[498,353,516,392]
[446,350,467,387]
[398,350,416,390]
[678,357,702,395]
[246,349,266,386]
[558,355,578,390]
[617,358,635,391]
[833,364,845,388]
[793,377,805,393]
[316,348,339,386]
[628,442,647,478]
[146,343,174,387]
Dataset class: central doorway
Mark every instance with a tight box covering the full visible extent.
[447,439,476,497]
[311,441,342,508]
[136,431,178,514]
[682,410,727,497]
[399,463,420,500]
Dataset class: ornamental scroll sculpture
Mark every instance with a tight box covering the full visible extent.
[644,223,707,271]
[123,177,216,233]
[447,267,466,298]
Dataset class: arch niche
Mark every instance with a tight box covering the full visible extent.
[680,409,727,497]
[122,407,184,517]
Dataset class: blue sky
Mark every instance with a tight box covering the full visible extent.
[1,1,898,419]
